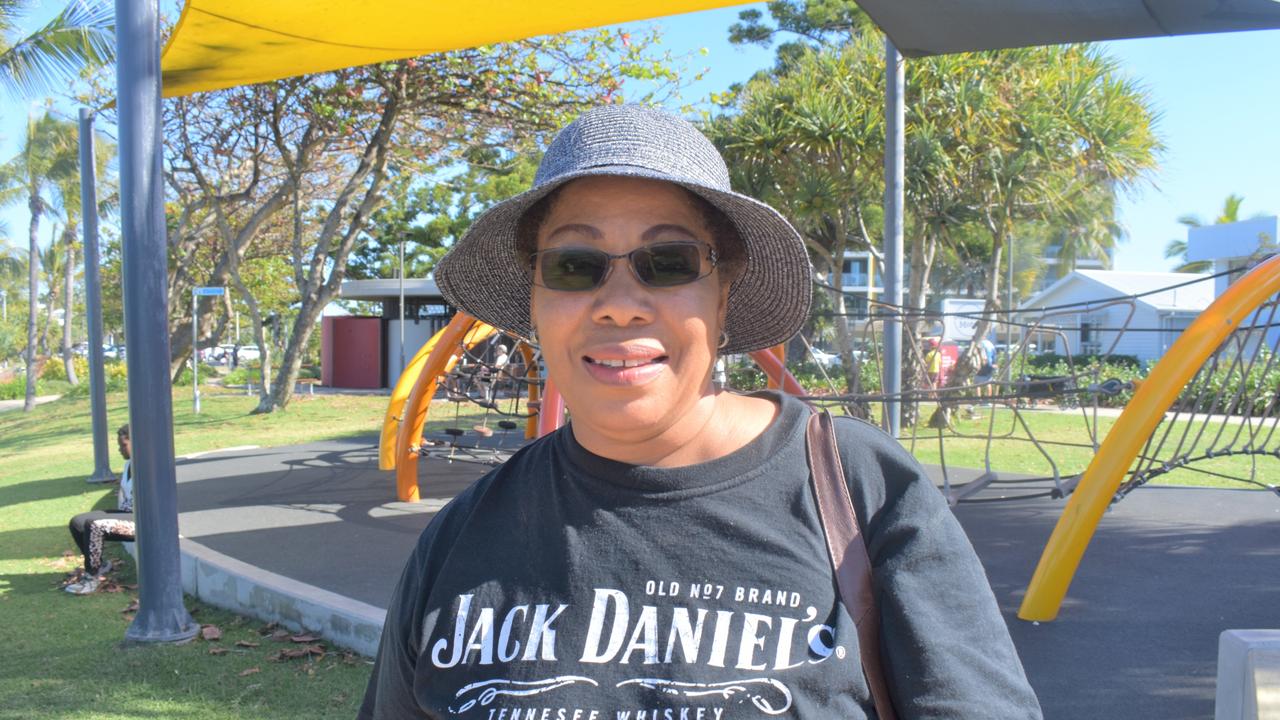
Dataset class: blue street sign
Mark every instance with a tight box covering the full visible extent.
[193,287,226,296]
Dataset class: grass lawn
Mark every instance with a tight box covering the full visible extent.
[897,403,1275,490]
[0,388,392,720]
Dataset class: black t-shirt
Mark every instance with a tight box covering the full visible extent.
[360,392,1041,719]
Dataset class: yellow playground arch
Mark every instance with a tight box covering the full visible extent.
[1019,253,1280,621]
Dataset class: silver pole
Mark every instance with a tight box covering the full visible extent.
[398,235,406,378]
[191,289,199,413]
[80,109,113,483]
[116,0,198,644]
[883,38,905,437]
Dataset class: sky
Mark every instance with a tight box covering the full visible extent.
[2,3,1278,276]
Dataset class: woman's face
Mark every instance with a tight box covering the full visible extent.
[530,176,727,442]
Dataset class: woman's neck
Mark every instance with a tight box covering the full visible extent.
[570,391,779,468]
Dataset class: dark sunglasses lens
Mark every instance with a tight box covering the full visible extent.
[635,244,704,287]
[539,248,608,291]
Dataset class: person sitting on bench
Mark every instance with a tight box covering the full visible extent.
[65,424,135,595]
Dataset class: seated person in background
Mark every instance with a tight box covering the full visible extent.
[65,424,136,595]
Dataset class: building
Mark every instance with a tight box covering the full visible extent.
[1185,215,1279,357]
[322,278,456,389]
[1019,270,1213,362]
[839,250,883,321]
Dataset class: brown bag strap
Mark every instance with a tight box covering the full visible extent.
[806,409,899,720]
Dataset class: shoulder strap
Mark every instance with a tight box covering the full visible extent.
[805,409,899,720]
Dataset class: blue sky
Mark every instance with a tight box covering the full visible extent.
[2,3,1277,275]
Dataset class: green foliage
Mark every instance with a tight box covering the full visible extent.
[0,0,115,100]
[171,362,221,387]
[38,353,87,381]
[1175,348,1280,416]
[60,360,128,398]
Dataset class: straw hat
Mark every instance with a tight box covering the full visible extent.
[434,104,811,354]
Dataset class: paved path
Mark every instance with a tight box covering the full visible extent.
[169,436,1279,719]
[0,394,60,412]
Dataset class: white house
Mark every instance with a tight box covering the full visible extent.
[1019,270,1213,362]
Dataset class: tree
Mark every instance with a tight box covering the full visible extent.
[0,112,79,410]
[943,45,1159,377]
[0,0,113,100]
[710,38,884,393]
[160,28,682,413]
[1163,193,1248,273]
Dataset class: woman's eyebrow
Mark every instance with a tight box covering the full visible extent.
[641,224,700,242]
[544,223,602,243]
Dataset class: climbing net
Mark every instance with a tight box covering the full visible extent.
[791,265,1280,504]
[419,333,541,466]
[1119,294,1280,499]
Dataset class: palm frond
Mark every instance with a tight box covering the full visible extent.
[0,0,114,100]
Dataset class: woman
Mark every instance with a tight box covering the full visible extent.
[360,105,1040,719]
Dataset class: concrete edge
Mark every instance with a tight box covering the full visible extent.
[178,537,386,657]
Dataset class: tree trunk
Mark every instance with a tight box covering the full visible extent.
[263,295,321,412]
[62,228,78,386]
[962,223,1006,379]
[24,205,40,412]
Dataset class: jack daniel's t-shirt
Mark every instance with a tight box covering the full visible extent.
[359,392,1041,719]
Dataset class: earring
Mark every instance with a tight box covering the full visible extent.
[718,331,729,350]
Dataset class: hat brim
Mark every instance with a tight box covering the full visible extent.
[434,165,812,355]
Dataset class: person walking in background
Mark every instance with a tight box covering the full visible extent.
[64,424,136,595]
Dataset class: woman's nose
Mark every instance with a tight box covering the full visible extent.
[590,258,654,327]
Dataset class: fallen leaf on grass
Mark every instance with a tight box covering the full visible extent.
[270,629,291,642]
[235,640,260,648]
[121,600,139,614]
[289,634,320,643]
[257,622,279,636]
[238,667,260,677]
[201,625,222,641]
[269,644,326,662]
[208,647,229,656]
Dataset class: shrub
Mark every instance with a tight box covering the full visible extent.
[40,355,89,382]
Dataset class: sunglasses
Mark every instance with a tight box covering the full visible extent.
[530,241,718,292]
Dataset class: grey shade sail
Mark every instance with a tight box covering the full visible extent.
[857,0,1280,57]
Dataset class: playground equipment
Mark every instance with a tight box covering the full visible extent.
[1019,253,1280,621]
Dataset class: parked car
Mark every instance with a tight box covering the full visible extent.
[809,348,842,367]
[237,345,261,362]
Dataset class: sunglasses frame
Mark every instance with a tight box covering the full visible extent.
[529,240,719,292]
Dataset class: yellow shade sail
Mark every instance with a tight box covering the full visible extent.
[159,0,747,97]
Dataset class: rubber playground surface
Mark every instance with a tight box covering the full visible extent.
[173,434,1279,719]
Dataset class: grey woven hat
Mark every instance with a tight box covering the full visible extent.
[434,104,812,354]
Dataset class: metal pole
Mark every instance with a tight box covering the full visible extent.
[191,289,200,413]
[116,0,198,644]
[80,109,113,483]
[398,235,406,378]
[883,38,905,437]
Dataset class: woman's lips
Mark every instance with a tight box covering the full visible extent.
[582,354,668,385]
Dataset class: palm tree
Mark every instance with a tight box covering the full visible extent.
[0,112,79,410]
[0,0,113,100]
[1163,194,1246,273]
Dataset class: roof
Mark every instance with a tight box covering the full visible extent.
[158,1,1280,97]
[858,0,1280,57]
[1021,270,1214,313]
[339,278,444,301]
